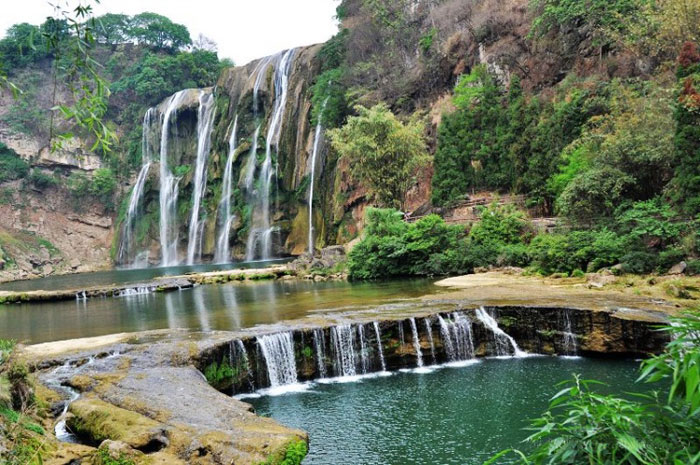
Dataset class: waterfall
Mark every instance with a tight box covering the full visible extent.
[117,108,155,267]
[159,90,189,267]
[437,315,456,361]
[475,307,527,357]
[409,318,424,367]
[561,310,578,355]
[398,321,405,347]
[231,339,249,369]
[313,329,327,378]
[331,324,357,377]
[257,332,298,386]
[308,98,328,254]
[423,318,437,363]
[373,322,387,371]
[186,91,217,265]
[215,115,239,263]
[358,324,370,374]
[246,49,297,261]
[451,312,475,360]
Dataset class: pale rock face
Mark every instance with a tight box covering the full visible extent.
[37,143,103,171]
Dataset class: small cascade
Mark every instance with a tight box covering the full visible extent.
[159,90,189,267]
[437,313,475,362]
[118,109,155,267]
[215,115,239,263]
[231,339,249,369]
[246,49,297,261]
[313,329,327,378]
[257,332,298,386]
[398,321,405,347]
[451,312,475,360]
[409,318,424,367]
[331,324,357,377]
[561,310,578,355]
[187,91,217,265]
[358,324,370,374]
[307,98,328,254]
[373,322,387,371]
[437,315,456,361]
[475,307,527,357]
[423,317,437,363]
[116,286,156,297]
[75,291,87,301]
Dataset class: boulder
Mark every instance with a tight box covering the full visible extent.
[667,261,687,276]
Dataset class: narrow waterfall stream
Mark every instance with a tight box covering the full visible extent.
[424,318,437,364]
[187,91,217,265]
[117,108,155,267]
[313,329,328,378]
[373,322,387,371]
[409,317,424,367]
[308,98,328,254]
[159,90,189,267]
[215,115,239,263]
[561,309,579,355]
[475,307,527,357]
[331,324,358,377]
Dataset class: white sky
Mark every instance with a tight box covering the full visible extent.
[1,0,341,65]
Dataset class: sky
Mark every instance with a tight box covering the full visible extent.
[1,0,341,65]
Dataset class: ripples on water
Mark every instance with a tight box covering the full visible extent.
[249,357,640,465]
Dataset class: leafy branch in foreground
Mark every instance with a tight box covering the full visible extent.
[48,1,117,154]
[486,311,700,464]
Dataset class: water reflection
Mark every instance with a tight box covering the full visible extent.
[0,279,437,344]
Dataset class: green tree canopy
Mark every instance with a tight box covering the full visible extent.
[129,12,191,50]
[328,103,429,210]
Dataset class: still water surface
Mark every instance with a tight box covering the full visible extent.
[250,357,640,465]
[0,278,437,344]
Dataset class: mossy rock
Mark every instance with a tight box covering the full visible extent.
[67,398,168,451]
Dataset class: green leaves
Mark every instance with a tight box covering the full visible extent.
[489,312,700,465]
[328,103,429,210]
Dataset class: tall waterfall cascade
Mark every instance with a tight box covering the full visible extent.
[245,48,297,261]
[308,98,328,254]
[215,115,239,263]
[186,91,217,265]
[159,90,190,267]
[437,313,475,361]
[117,108,156,267]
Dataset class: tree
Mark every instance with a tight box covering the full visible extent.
[94,13,131,45]
[129,12,192,50]
[328,103,429,210]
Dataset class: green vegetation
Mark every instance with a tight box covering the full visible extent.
[328,103,429,210]
[0,143,29,183]
[0,338,49,465]
[258,439,308,465]
[94,448,136,465]
[204,359,235,390]
[488,311,700,464]
[349,202,699,279]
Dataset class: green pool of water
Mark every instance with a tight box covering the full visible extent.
[0,278,437,344]
[249,357,640,465]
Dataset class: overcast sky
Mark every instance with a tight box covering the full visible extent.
[1,0,340,65]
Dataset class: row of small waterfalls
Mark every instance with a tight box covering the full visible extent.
[202,307,585,396]
[116,47,327,268]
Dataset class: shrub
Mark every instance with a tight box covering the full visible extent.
[0,143,29,183]
[26,169,57,189]
[621,250,658,274]
[686,259,700,275]
[657,248,686,272]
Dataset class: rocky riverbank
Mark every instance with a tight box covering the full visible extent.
[18,284,674,465]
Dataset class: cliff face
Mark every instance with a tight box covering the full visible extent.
[116,45,327,265]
